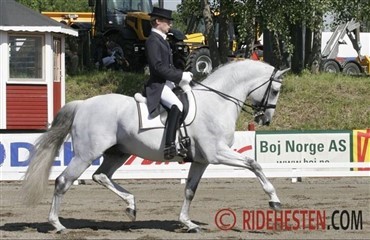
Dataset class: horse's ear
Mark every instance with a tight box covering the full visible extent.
[275,68,290,79]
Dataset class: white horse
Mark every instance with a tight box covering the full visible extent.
[22,59,289,233]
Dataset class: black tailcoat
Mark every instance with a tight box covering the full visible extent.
[145,31,182,117]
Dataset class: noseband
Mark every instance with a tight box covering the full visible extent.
[192,68,281,116]
[248,68,280,117]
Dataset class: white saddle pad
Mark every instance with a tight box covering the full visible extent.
[135,91,196,130]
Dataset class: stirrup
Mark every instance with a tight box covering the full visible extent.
[164,143,177,160]
[177,147,188,158]
[178,139,189,158]
[164,143,188,160]
[181,136,191,148]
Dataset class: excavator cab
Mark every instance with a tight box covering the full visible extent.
[91,0,152,39]
[90,0,188,72]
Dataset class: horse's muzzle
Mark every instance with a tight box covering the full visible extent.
[254,113,270,126]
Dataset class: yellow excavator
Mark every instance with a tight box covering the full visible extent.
[183,13,240,77]
[43,0,189,72]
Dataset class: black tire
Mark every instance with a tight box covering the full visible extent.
[186,48,212,77]
[342,62,362,75]
[320,59,341,73]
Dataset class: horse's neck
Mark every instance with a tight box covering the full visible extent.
[197,61,273,123]
[204,61,273,99]
[203,63,253,102]
[194,63,256,127]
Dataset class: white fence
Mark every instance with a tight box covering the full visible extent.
[0,130,369,181]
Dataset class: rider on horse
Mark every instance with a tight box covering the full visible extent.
[144,7,193,160]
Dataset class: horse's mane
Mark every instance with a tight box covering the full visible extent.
[209,60,235,72]
[200,59,272,90]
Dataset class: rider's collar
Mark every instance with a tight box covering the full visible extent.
[151,28,167,40]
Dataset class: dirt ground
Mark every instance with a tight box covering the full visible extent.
[0,177,369,240]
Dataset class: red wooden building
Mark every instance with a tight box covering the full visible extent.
[0,0,78,130]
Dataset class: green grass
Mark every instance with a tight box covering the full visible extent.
[66,70,370,130]
[66,70,147,102]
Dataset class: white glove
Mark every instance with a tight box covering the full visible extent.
[180,71,193,93]
[181,71,193,83]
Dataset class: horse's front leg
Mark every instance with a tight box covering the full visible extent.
[179,161,208,233]
[213,147,281,210]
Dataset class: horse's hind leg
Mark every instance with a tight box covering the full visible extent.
[49,157,92,233]
[92,151,136,221]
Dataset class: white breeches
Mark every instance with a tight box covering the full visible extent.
[161,81,183,112]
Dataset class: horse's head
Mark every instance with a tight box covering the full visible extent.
[249,68,290,126]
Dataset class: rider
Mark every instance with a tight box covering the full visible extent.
[145,7,193,160]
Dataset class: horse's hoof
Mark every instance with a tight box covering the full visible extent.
[269,201,282,210]
[125,208,136,221]
[55,228,68,234]
[188,227,202,233]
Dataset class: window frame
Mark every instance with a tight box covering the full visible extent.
[8,33,45,83]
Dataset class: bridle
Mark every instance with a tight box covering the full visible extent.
[192,68,281,117]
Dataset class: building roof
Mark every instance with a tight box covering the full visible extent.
[0,0,78,36]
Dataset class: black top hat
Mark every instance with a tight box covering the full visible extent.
[149,7,173,20]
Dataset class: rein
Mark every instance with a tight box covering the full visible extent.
[192,68,279,116]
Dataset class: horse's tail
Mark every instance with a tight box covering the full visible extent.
[22,100,82,205]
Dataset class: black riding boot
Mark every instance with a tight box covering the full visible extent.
[164,105,183,159]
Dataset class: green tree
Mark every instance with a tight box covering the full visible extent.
[178,0,239,68]
[201,0,221,68]
[179,0,369,73]
[329,0,370,30]
[235,0,258,58]
[15,0,90,12]
[256,0,370,72]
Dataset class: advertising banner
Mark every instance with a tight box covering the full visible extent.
[1,130,368,180]
[256,131,352,171]
[352,129,370,171]
[0,131,255,180]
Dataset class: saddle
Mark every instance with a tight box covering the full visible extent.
[134,87,196,130]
